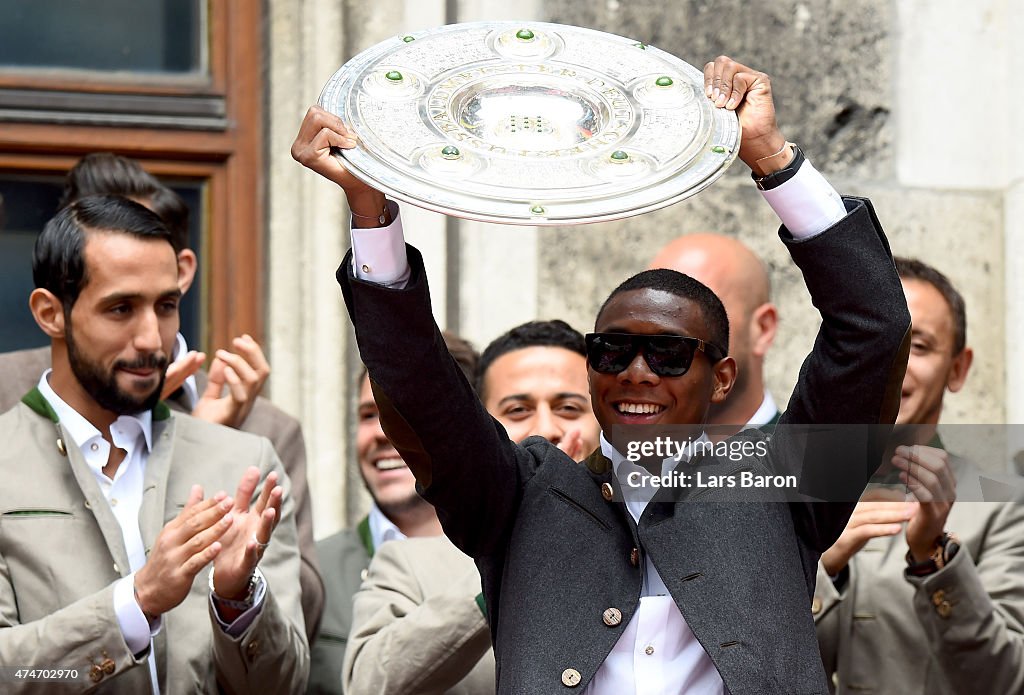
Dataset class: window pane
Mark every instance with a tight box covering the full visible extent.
[0,0,205,74]
[0,173,205,353]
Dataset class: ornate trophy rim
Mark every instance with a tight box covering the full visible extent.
[319,21,740,226]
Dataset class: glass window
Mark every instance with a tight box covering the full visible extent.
[0,0,206,74]
[0,173,205,353]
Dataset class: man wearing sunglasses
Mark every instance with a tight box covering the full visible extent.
[294,56,911,694]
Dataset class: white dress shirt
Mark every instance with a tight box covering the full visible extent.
[746,390,779,429]
[346,156,847,692]
[368,502,408,550]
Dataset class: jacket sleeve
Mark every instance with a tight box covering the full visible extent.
[774,197,912,552]
[338,246,540,559]
[210,438,310,694]
[343,541,490,695]
[904,500,1024,693]
[0,573,149,693]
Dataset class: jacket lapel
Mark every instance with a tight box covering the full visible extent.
[139,417,174,550]
[57,422,133,576]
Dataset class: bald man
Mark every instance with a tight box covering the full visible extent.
[649,233,780,432]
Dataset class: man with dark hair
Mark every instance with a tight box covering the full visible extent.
[814,257,1024,694]
[0,152,325,644]
[650,233,781,432]
[60,152,191,253]
[0,196,308,692]
[308,332,479,694]
[343,319,599,694]
[476,319,601,461]
[295,55,911,693]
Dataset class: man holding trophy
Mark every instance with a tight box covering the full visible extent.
[294,52,910,694]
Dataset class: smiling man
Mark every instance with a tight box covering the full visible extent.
[0,196,307,693]
[478,320,601,462]
[307,332,477,695]
[295,56,911,694]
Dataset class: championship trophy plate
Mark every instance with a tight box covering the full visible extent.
[319,21,740,225]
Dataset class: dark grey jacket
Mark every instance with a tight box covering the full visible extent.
[339,197,911,694]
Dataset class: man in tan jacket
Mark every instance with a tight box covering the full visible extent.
[0,196,308,692]
[0,153,323,644]
[814,257,1024,694]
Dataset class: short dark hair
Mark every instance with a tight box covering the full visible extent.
[61,153,190,253]
[597,269,729,353]
[33,195,173,309]
[476,320,586,396]
[895,257,967,355]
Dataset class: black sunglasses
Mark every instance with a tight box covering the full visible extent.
[585,332,726,377]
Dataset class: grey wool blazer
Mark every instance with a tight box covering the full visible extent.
[338,197,912,694]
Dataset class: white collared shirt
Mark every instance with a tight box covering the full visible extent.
[746,390,779,429]
[367,502,407,551]
[585,433,725,695]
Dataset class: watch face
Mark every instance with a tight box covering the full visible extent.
[319,21,740,225]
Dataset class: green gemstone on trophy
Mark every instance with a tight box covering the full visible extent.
[441,145,461,159]
[530,205,545,214]
[655,76,673,87]
[610,150,629,161]
[516,29,535,41]
[385,70,403,82]
[711,145,726,154]
[402,35,415,43]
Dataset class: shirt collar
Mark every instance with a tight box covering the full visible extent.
[37,369,153,461]
[367,503,407,550]
[172,332,199,410]
[745,390,779,428]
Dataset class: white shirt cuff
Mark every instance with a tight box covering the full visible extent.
[760,158,847,239]
[114,574,161,655]
[350,201,411,288]
[209,571,268,637]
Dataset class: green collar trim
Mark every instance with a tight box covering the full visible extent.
[21,386,171,423]
[21,387,59,423]
[582,447,611,476]
[357,515,374,558]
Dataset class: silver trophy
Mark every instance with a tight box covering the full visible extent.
[319,21,739,225]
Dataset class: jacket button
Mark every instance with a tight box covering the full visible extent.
[630,548,640,567]
[602,607,622,626]
[936,600,953,619]
[247,639,261,660]
[601,483,614,501]
[931,589,946,606]
[561,668,582,687]
[89,665,103,683]
[101,658,116,675]
[811,597,823,614]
